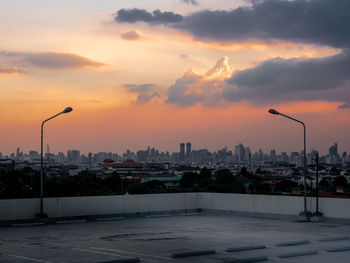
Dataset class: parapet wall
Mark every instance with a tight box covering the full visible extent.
[0,193,349,221]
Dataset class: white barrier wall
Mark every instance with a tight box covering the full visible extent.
[0,193,199,221]
[1,193,350,221]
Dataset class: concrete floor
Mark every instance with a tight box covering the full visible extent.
[1,213,350,262]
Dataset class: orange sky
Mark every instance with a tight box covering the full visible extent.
[0,0,349,155]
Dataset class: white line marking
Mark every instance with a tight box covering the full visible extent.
[144,241,201,250]
[91,247,171,260]
[72,248,128,258]
[8,255,53,263]
[72,248,157,262]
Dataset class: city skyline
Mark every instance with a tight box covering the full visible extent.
[1,0,350,155]
[0,138,348,157]
[1,141,347,165]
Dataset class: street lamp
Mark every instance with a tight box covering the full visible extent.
[268,108,311,221]
[38,107,73,218]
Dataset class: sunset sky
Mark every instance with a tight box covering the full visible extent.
[1,0,349,155]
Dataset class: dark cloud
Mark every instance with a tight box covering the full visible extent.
[0,66,25,74]
[1,51,106,69]
[114,8,183,25]
[223,50,350,105]
[124,83,160,104]
[182,0,199,6]
[338,103,350,109]
[121,30,142,40]
[176,0,350,48]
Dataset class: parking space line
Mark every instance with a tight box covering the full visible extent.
[91,247,172,260]
[73,248,158,262]
[8,254,53,263]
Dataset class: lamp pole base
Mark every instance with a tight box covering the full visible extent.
[310,211,324,222]
[298,211,312,222]
[36,213,48,219]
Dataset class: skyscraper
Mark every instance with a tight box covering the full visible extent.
[186,142,191,157]
[180,143,185,161]
[235,143,245,162]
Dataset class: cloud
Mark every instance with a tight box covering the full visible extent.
[338,103,350,109]
[182,0,199,6]
[166,54,350,108]
[165,57,232,107]
[121,30,142,40]
[176,0,350,48]
[114,8,183,25]
[1,51,106,69]
[223,50,350,105]
[124,83,160,104]
[0,66,25,75]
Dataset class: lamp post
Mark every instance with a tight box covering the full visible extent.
[268,109,310,221]
[312,152,323,220]
[39,107,73,218]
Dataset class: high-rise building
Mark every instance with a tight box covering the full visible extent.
[186,142,191,156]
[329,142,338,156]
[67,150,80,163]
[235,143,245,162]
[270,149,276,163]
[180,143,185,161]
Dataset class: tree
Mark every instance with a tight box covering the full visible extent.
[333,176,347,188]
[198,167,212,188]
[215,169,235,185]
[319,178,330,191]
[240,167,248,177]
[274,180,297,193]
[104,172,121,194]
[200,167,211,178]
[330,166,341,176]
[180,172,200,188]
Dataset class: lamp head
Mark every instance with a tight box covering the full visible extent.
[268,108,280,115]
[62,107,73,114]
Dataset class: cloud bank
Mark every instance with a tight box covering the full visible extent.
[224,50,350,106]
[115,9,183,25]
[115,0,350,48]
[1,52,106,69]
[165,54,350,108]
[178,0,350,48]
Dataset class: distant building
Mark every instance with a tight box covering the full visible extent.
[186,142,191,157]
[235,143,245,162]
[67,150,80,164]
[180,143,185,161]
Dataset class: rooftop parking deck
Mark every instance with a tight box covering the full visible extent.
[1,213,350,263]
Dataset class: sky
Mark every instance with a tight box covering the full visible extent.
[0,0,349,155]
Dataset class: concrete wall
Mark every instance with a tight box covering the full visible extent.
[1,193,350,221]
[0,193,199,221]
